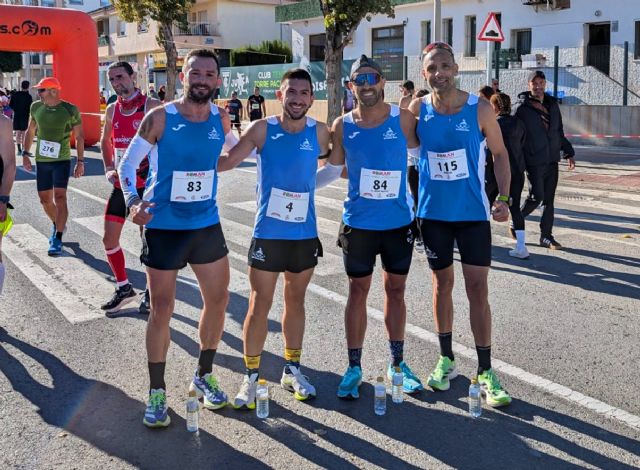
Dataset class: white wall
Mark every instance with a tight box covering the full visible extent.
[216,0,286,50]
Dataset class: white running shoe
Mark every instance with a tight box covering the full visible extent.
[233,373,258,410]
[509,246,530,259]
[281,365,316,401]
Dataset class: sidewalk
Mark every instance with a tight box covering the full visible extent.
[560,145,640,191]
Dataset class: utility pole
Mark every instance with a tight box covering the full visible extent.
[433,0,441,42]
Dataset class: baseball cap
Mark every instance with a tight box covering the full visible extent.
[350,55,384,78]
[528,70,546,82]
[33,77,62,90]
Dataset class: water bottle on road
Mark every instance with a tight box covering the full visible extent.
[186,389,199,432]
[374,376,387,415]
[256,379,269,419]
[392,367,403,404]
[468,377,482,418]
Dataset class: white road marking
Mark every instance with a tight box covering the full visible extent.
[3,224,113,324]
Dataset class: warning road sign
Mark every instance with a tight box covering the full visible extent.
[478,12,504,42]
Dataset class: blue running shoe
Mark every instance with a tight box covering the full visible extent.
[143,388,170,428]
[48,237,63,256]
[337,365,362,400]
[387,361,424,394]
[49,223,57,243]
[190,371,228,410]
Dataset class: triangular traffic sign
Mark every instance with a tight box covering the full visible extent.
[478,12,504,42]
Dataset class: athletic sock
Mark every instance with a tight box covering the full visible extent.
[197,349,216,377]
[0,262,5,295]
[284,348,302,374]
[348,348,362,368]
[244,354,261,377]
[17,143,22,153]
[148,362,166,390]
[389,340,404,367]
[476,345,492,375]
[105,246,129,286]
[55,231,63,241]
[438,332,454,361]
[515,230,526,250]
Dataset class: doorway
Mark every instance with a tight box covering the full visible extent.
[587,23,610,75]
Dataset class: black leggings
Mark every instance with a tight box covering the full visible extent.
[509,171,525,231]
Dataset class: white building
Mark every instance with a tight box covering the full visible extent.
[276,0,640,105]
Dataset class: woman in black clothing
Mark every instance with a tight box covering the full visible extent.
[489,93,529,259]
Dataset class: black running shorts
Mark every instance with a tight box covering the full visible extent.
[35,161,71,191]
[105,187,144,223]
[247,237,323,273]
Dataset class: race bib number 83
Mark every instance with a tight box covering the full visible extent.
[170,170,214,202]
[427,149,469,181]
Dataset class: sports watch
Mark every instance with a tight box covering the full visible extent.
[497,195,512,206]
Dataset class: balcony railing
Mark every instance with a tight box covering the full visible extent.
[172,22,217,37]
[98,36,110,47]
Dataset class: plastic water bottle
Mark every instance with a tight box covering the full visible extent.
[256,379,269,419]
[468,377,482,418]
[186,390,199,432]
[374,376,387,416]
[392,367,403,404]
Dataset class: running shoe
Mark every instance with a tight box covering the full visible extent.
[337,365,362,400]
[386,361,424,394]
[143,388,171,428]
[101,283,137,313]
[540,236,562,250]
[508,246,530,259]
[281,365,316,401]
[139,288,150,315]
[49,223,57,243]
[47,237,63,257]
[477,368,512,407]
[427,355,458,391]
[414,238,425,255]
[233,373,258,410]
[190,371,228,410]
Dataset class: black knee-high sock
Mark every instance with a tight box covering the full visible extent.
[438,332,454,361]
[197,349,216,377]
[148,362,166,391]
[476,345,491,375]
[348,348,362,368]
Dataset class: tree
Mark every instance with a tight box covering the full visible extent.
[0,52,23,74]
[231,40,292,67]
[320,0,395,125]
[113,0,195,100]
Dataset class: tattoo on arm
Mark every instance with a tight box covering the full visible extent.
[138,112,155,139]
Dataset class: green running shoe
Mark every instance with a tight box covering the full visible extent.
[477,368,512,407]
[143,388,171,428]
[427,355,458,391]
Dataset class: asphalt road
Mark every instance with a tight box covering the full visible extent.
[1,147,639,469]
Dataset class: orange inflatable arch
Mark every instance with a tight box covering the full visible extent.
[0,5,100,146]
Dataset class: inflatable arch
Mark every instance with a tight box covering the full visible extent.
[0,5,100,146]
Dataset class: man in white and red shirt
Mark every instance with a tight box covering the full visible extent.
[100,61,161,314]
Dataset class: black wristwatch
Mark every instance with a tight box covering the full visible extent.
[22,150,32,157]
[0,195,10,205]
[497,195,512,207]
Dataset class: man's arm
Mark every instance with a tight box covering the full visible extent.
[260,97,266,117]
[100,104,116,183]
[0,116,16,222]
[478,99,510,222]
[316,117,345,189]
[400,108,419,149]
[218,120,264,172]
[21,117,37,171]
[72,122,85,178]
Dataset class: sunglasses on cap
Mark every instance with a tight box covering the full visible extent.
[352,73,382,87]
[422,42,454,57]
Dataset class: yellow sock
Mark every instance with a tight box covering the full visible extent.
[284,348,302,364]
[244,354,261,371]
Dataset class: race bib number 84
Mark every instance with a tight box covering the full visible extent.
[427,149,469,181]
[170,170,214,202]
[359,168,401,199]
[266,187,309,223]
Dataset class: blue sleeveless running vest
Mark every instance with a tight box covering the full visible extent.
[253,116,319,240]
[342,105,414,230]
[416,94,489,221]
[144,103,224,230]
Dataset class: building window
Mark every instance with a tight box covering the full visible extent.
[372,25,404,80]
[68,0,83,4]
[100,0,111,6]
[464,16,476,57]
[117,20,127,37]
[513,29,532,58]
[442,18,453,46]
[421,21,431,49]
[635,21,640,59]
[309,34,325,62]
[138,18,149,34]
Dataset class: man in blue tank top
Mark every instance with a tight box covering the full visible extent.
[218,69,331,409]
[315,55,424,400]
[119,49,238,428]
[408,42,513,407]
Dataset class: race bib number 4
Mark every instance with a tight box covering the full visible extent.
[39,139,61,159]
[170,170,214,202]
[266,187,309,223]
[427,149,469,181]
[359,168,401,199]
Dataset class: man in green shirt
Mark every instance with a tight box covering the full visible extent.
[22,77,85,256]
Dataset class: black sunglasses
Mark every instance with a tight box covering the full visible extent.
[37,88,47,94]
